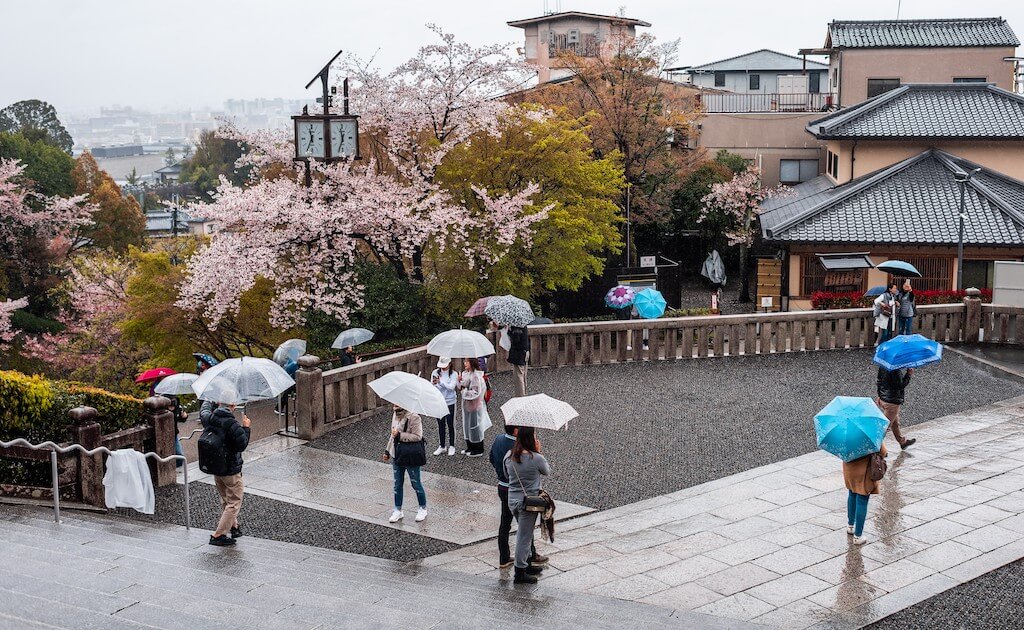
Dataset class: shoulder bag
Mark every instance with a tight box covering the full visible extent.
[393,418,427,467]
[869,451,887,482]
[511,454,548,513]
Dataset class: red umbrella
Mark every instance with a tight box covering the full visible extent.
[135,367,177,384]
[465,296,497,318]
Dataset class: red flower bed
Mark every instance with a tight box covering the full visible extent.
[811,289,993,310]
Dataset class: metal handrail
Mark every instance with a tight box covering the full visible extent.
[0,438,189,529]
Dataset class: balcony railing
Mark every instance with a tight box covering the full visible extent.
[697,92,836,113]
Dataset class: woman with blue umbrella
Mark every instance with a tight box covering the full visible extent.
[873,333,941,450]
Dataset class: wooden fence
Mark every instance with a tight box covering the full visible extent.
[294,299,999,439]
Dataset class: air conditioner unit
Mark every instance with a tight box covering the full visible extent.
[567,29,580,44]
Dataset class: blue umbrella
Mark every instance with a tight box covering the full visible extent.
[193,353,219,372]
[633,288,667,319]
[873,334,943,370]
[864,286,887,297]
[814,396,890,463]
[876,260,921,278]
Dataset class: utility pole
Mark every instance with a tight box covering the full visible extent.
[625,183,632,268]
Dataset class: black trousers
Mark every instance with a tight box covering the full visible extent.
[436,404,456,447]
[498,485,535,564]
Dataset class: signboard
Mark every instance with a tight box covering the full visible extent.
[994,261,1024,307]
[640,256,657,268]
[761,296,774,308]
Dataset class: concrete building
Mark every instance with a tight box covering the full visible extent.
[671,49,830,107]
[803,17,1019,107]
[507,11,650,83]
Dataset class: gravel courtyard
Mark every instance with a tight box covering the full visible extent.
[312,348,1024,510]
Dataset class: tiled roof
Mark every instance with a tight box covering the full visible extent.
[807,83,1024,139]
[760,150,1024,245]
[827,17,1019,49]
[681,49,828,73]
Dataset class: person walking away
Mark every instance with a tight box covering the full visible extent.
[876,366,918,449]
[844,442,887,545]
[383,404,427,523]
[490,426,547,570]
[508,325,529,397]
[431,357,458,456]
[504,426,549,584]
[458,358,491,457]
[898,280,916,336]
[199,398,251,546]
[873,281,899,343]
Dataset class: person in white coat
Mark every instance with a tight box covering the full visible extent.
[458,357,491,457]
[430,356,458,456]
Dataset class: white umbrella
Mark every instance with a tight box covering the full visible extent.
[332,328,374,349]
[368,371,449,418]
[273,339,307,366]
[154,373,199,396]
[501,394,579,431]
[191,357,295,404]
[426,328,495,358]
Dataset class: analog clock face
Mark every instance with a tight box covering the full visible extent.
[296,121,325,158]
[329,119,358,158]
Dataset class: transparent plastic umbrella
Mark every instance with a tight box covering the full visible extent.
[154,373,199,396]
[191,357,295,404]
[273,339,307,366]
[426,329,495,358]
[332,328,374,349]
[368,371,449,418]
[501,394,579,431]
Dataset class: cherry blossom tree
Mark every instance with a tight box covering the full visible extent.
[0,157,91,251]
[699,166,789,302]
[179,28,550,329]
[0,297,28,347]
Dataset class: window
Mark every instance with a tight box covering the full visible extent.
[886,256,952,292]
[801,257,827,296]
[780,159,819,184]
[826,150,839,179]
[809,71,821,93]
[749,74,760,90]
[867,78,900,98]
[962,260,995,289]
[714,72,725,87]
[953,77,987,83]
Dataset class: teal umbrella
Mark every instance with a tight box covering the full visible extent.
[633,288,667,319]
[814,396,890,463]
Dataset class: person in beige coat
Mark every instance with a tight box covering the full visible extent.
[383,405,427,524]
[843,442,887,545]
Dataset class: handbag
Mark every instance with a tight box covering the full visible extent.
[869,451,887,482]
[511,454,548,513]
[393,418,427,467]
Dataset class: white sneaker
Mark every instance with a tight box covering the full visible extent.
[433,446,445,456]
[415,508,428,522]
[847,525,855,535]
[447,446,456,456]
[853,535,868,546]
[388,510,403,523]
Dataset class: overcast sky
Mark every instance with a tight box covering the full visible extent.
[4,0,1022,115]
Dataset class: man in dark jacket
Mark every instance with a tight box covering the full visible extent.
[200,399,251,546]
[876,366,916,449]
[508,326,529,397]
[489,426,546,570]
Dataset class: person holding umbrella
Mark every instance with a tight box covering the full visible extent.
[458,358,492,457]
[430,357,458,456]
[897,280,916,336]
[876,366,916,449]
[873,281,900,343]
[198,387,251,547]
[383,403,428,523]
[504,426,549,584]
[844,442,887,545]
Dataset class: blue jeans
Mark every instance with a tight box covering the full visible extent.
[392,462,426,510]
[174,435,184,468]
[847,490,870,537]
[880,326,893,343]
[898,316,913,336]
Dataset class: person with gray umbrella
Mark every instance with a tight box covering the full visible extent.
[198,385,251,547]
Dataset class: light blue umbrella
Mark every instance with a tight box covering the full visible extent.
[874,334,942,370]
[864,286,887,297]
[633,288,667,319]
[814,396,890,463]
[876,260,921,278]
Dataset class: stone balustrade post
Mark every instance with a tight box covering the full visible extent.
[145,396,176,486]
[69,406,103,507]
[295,355,324,440]
[963,287,982,344]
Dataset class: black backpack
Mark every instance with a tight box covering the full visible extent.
[198,424,229,476]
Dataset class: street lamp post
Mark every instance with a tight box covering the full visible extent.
[625,183,631,267]
[292,50,361,187]
[953,167,981,291]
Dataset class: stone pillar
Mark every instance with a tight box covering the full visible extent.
[963,287,982,344]
[144,396,176,487]
[69,406,103,507]
[295,355,324,440]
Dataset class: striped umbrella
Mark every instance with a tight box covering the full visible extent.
[484,295,535,328]
[465,296,496,318]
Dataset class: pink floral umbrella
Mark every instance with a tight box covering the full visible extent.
[605,285,636,309]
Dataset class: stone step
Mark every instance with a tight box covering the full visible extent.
[0,588,154,630]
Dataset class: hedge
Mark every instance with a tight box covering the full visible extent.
[811,289,993,310]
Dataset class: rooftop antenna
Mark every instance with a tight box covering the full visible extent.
[896,0,902,19]
[618,5,626,17]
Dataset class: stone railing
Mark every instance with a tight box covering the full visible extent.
[293,298,991,440]
[982,304,1024,344]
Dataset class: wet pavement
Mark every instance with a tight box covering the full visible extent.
[423,395,1024,628]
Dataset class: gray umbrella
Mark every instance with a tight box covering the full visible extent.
[484,295,535,328]
[332,328,374,350]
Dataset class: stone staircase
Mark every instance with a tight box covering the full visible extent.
[0,505,746,629]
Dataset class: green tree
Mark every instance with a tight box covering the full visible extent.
[0,100,74,153]
[71,152,146,252]
[178,129,248,200]
[164,147,177,167]
[714,149,749,174]
[432,106,624,318]
[125,167,140,186]
[0,132,75,196]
